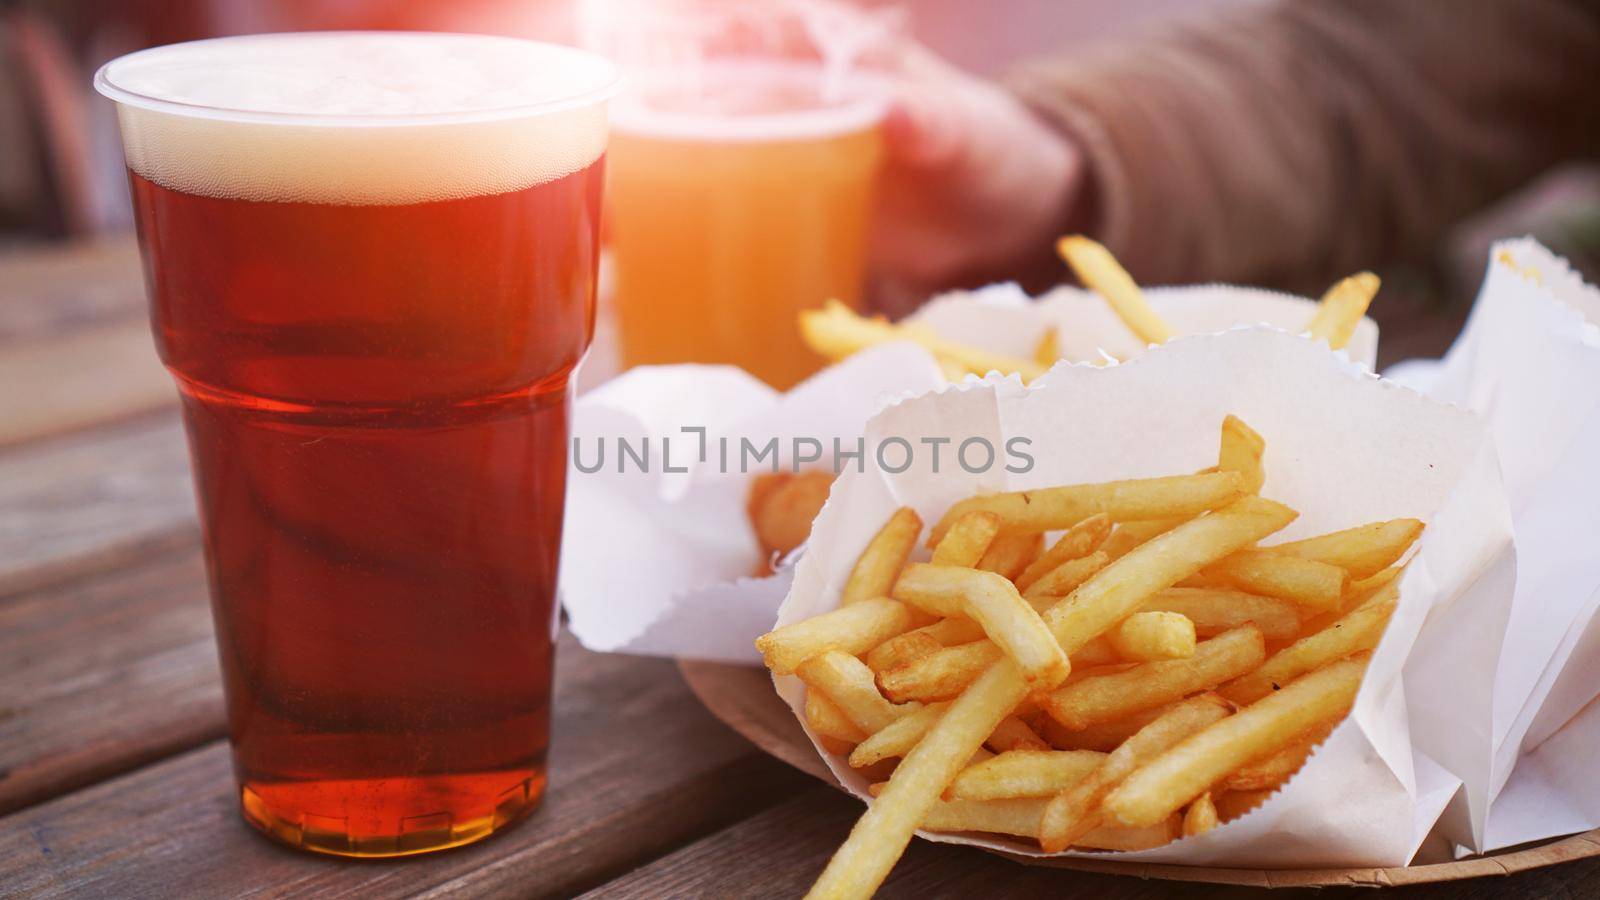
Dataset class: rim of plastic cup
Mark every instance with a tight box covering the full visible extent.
[93,32,622,128]
[610,60,889,143]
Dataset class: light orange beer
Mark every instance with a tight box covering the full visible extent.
[607,64,885,389]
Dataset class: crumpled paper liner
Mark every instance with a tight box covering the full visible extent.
[773,328,1510,868]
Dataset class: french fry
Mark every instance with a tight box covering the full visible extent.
[1038,694,1232,852]
[892,565,1069,689]
[1195,551,1346,611]
[797,651,919,734]
[1217,415,1266,494]
[849,701,951,768]
[920,797,1179,849]
[1037,703,1176,752]
[1183,792,1219,837]
[1100,517,1185,560]
[929,471,1245,544]
[799,299,1047,380]
[987,715,1050,753]
[807,660,1030,900]
[1213,789,1274,823]
[1014,514,1113,592]
[1070,635,1121,668]
[1222,719,1337,792]
[757,598,917,675]
[1057,235,1174,345]
[878,641,1002,703]
[1347,566,1402,605]
[1022,551,1110,600]
[1142,587,1303,641]
[1043,627,1264,730]
[1032,327,1060,367]
[1103,654,1369,827]
[807,690,868,745]
[1219,590,1396,705]
[842,507,923,605]
[947,749,1106,801]
[1305,271,1379,351]
[931,511,1002,568]
[1265,519,1423,579]
[865,630,943,674]
[1040,496,1297,657]
[976,531,1044,581]
[1107,611,1197,662]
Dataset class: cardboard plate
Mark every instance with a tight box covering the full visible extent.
[678,659,1600,888]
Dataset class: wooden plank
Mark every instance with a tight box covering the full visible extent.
[0,318,177,447]
[0,642,810,899]
[582,787,1600,900]
[0,411,195,597]
[0,239,146,343]
[0,545,221,816]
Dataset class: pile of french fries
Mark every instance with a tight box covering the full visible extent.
[755,416,1422,898]
[799,236,1381,380]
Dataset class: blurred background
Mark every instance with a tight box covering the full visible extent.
[2,0,1597,386]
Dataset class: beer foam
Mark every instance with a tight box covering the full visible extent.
[97,33,618,205]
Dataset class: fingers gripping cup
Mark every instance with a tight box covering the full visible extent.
[96,33,618,857]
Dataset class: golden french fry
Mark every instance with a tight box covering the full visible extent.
[1070,635,1121,668]
[1044,626,1264,730]
[796,651,918,734]
[913,617,986,646]
[1040,496,1297,657]
[1265,519,1424,579]
[878,641,1002,704]
[749,470,836,566]
[1217,415,1266,494]
[1022,551,1110,600]
[1036,703,1177,752]
[1142,587,1303,641]
[892,565,1069,689]
[947,749,1106,801]
[1015,514,1113,592]
[931,511,1002,568]
[976,531,1044,581]
[1222,719,1336,792]
[849,701,951,768]
[987,715,1050,753]
[865,630,943,674]
[1183,792,1219,837]
[1032,327,1060,367]
[842,507,923,605]
[1219,590,1396,705]
[808,660,1030,900]
[1057,235,1174,345]
[919,797,1178,849]
[1195,551,1346,611]
[1038,694,1232,852]
[1107,611,1197,662]
[1305,272,1379,351]
[929,471,1245,545]
[807,689,868,744]
[799,300,1047,380]
[1213,789,1274,823]
[1100,516,1185,560]
[1347,566,1402,604]
[757,598,917,675]
[1103,654,1369,827]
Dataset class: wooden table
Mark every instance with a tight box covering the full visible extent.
[2,239,1595,898]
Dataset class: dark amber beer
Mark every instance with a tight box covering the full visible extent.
[96,33,616,856]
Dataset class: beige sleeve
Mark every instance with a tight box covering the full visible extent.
[1006,0,1600,285]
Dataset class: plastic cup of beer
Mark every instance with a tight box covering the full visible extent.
[94,33,617,857]
[606,62,886,389]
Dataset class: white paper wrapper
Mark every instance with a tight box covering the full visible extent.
[774,328,1513,867]
[1414,239,1600,852]
[562,282,1375,664]
[561,343,946,663]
